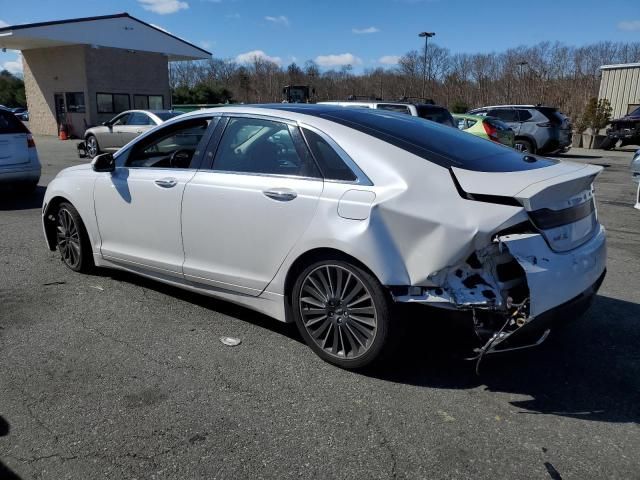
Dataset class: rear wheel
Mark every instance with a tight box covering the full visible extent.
[292,260,394,369]
[514,138,535,154]
[55,202,94,273]
[86,135,99,159]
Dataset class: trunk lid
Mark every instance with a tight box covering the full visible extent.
[0,133,30,167]
[451,161,603,252]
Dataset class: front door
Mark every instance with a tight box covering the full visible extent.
[181,116,324,295]
[94,116,214,276]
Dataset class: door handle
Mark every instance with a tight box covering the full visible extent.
[154,178,177,188]
[263,188,297,201]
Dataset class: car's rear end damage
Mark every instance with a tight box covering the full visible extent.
[389,159,607,364]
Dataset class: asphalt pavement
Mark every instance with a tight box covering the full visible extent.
[0,136,639,479]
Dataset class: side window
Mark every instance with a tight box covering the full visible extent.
[302,128,357,182]
[128,112,155,126]
[112,113,130,126]
[488,109,518,122]
[377,104,411,115]
[212,117,320,178]
[517,109,533,122]
[466,119,477,128]
[456,118,466,130]
[125,117,211,169]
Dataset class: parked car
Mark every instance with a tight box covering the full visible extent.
[319,100,456,127]
[601,106,640,150]
[80,110,184,158]
[0,108,41,192]
[453,114,515,147]
[632,148,640,210]
[468,105,572,154]
[11,107,29,122]
[43,105,606,369]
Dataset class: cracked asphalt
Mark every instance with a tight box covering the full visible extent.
[1,136,639,479]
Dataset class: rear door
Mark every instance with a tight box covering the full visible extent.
[181,115,324,295]
[0,110,29,168]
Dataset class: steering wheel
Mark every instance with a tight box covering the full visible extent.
[169,149,193,168]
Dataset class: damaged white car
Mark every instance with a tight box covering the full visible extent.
[42,105,606,369]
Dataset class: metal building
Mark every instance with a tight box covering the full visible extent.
[598,63,640,118]
[0,13,210,136]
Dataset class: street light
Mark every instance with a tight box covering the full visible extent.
[418,31,435,101]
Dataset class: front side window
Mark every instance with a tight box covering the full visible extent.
[128,112,155,126]
[302,128,357,182]
[125,118,211,169]
[111,113,130,126]
[213,117,320,178]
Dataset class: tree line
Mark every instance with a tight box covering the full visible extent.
[170,40,640,124]
[0,70,26,107]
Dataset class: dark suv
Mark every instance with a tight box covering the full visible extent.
[602,106,640,150]
[468,105,572,154]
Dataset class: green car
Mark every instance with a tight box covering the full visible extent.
[453,114,515,147]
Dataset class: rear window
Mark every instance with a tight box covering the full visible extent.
[314,108,556,172]
[0,110,28,134]
[416,106,455,127]
[537,107,565,126]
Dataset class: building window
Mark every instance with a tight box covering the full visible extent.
[65,92,86,113]
[97,93,130,114]
[134,94,163,110]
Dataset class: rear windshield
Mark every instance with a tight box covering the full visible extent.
[314,108,556,172]
[155,111,184,121]
[416,105,455,127]
[537,107,566,125]
[0,110,28,134]
[627,106,640,117]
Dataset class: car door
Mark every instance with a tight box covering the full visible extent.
[99,113,129,150]
[181,115,324,295]
[487,108,520,135]
[119,112,157,146]
[93,115,215,276]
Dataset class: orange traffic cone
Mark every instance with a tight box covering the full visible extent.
[59,123,68,141]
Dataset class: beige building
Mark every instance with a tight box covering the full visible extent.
[598,63,640,119]
[0,13,210,136]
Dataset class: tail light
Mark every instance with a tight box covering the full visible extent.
[26,133,36,148]
[483,120,499,141]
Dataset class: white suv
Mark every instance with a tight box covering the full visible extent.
[319,100,456,127]
[0,108,41,192]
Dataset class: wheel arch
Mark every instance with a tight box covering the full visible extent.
[514,134,537,151]
[43,195,73,250]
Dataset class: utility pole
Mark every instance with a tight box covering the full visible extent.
[419,31,435,101]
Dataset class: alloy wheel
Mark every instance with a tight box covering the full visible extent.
[56,208,81,269]
[87,136,97,157]
[299,265,378,360]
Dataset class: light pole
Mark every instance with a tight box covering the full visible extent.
[419,31,435,101]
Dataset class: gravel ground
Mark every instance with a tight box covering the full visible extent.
[0,136,639,480]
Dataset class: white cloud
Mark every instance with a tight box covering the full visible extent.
[2,53,23,75]
[235,50,282,65]
[352,26,379,34]
[378,55,400,65]
[138,0,189,15]
[0,19,9,28]
[265,15,289,26]
[315,53,362,68]
[618,20,640,31]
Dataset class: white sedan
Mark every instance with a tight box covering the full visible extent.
[42,105,607,369]
[0,108,40,191]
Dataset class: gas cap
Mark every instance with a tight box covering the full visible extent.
[337,190,376,220]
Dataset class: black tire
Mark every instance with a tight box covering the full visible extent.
[55,202,94,273]
[599,136,616,150]
[514,138,535,154]
[85,135,100,159]
[291,259,395,369]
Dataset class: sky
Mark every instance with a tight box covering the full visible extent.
[0,0,639,75]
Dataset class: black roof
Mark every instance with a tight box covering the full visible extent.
[0,13,211,56]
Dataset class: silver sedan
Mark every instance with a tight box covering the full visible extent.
[82,110,183,158]
[43,105,606,369]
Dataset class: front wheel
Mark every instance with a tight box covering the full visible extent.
[292,260,394,369]
[85,135,99,159]
[55,202,94,272]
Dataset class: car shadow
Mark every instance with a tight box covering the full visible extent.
[0,186,45,211]
[0,416,22,480]
[87,268,640,424]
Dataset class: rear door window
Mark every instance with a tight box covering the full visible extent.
[302,128,357,181]
[128,112,155,126]
[487,109,519,122]
[517,109,533,122]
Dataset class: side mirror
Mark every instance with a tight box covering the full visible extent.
[91,153,115,172]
